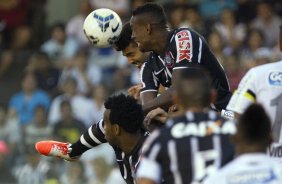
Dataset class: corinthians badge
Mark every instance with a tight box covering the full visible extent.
[164,52,174,68]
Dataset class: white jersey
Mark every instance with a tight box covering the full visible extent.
[203,153,282,184]
[227,61,282,144]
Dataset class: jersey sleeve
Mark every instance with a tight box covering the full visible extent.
[136,130,162,183]
[140,62,160,93]
[69,119,107,157]
[227,69,257,114]
[172,29,201,70]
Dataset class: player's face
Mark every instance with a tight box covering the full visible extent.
[122,42,145,68]
[130,16,151,52]
[103,109,117,146]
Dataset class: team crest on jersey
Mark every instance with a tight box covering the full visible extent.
[164,52,174,68]
[268,71,282,86]
[176,30,192,63]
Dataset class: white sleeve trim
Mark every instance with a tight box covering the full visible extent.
[140,89,158,94]
[88,126,102,144]
[198,37,202,63]
[137,158,161,183]
[98,119,105,134]
[172,66,189,70]
[80,135,93,148]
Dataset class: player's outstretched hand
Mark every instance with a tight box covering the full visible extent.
[128,84,142,100]
[35,140,79,161]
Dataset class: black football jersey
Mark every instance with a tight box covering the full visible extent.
[140,27,232,110]
[70,119,148,184]
[137,111,236,184]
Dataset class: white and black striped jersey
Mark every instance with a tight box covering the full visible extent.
[140,27,231,110]
[137,111,236,184]
[69,119,148,184]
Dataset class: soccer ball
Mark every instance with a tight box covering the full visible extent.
[83,8,122,48]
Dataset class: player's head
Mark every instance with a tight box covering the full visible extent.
[234,104,272,153]
[114,22,148,68]
[131,3,168,52]
[172,67,214,109]
[103,93,144,146]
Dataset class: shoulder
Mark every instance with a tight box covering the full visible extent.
[255,60,282,71]
[141,53,157,71]
[204,157,240,184]
[35,90,49,97]
[9,92,24,104]
[172,27,201,39]
[246,61,282,79]
[145,52,158,64]
[172,27,193,34]
[11,92,24,99]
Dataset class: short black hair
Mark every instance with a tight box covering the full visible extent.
[173,66,211,108]
[132,3,167,27]
[238,104,271,145]
[104,93,143,133]
[114,22,134,51]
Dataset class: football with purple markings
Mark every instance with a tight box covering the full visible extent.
[83,8,122,48]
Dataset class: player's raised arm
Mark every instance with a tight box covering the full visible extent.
[141,88,173,114]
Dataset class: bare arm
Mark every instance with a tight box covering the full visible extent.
[141,88,173,114]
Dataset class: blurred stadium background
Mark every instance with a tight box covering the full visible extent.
[0,0,281,183]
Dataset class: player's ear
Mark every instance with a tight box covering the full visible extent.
[113,124,121,136]
[210,88,217,104]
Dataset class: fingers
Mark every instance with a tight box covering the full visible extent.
[168,104,178,114]
[144,108,168,126]
[128,86,137,93]
[128,84,142,100]
[128,84,142,92]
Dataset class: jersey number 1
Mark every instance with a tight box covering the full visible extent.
[271,94,282,142]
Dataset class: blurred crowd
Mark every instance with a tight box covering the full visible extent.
[0,0,281,184]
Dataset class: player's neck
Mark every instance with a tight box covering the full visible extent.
[184,106,210,113]
[119,132,142,155]
[153,30,170,55]
[236,144,267,156]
